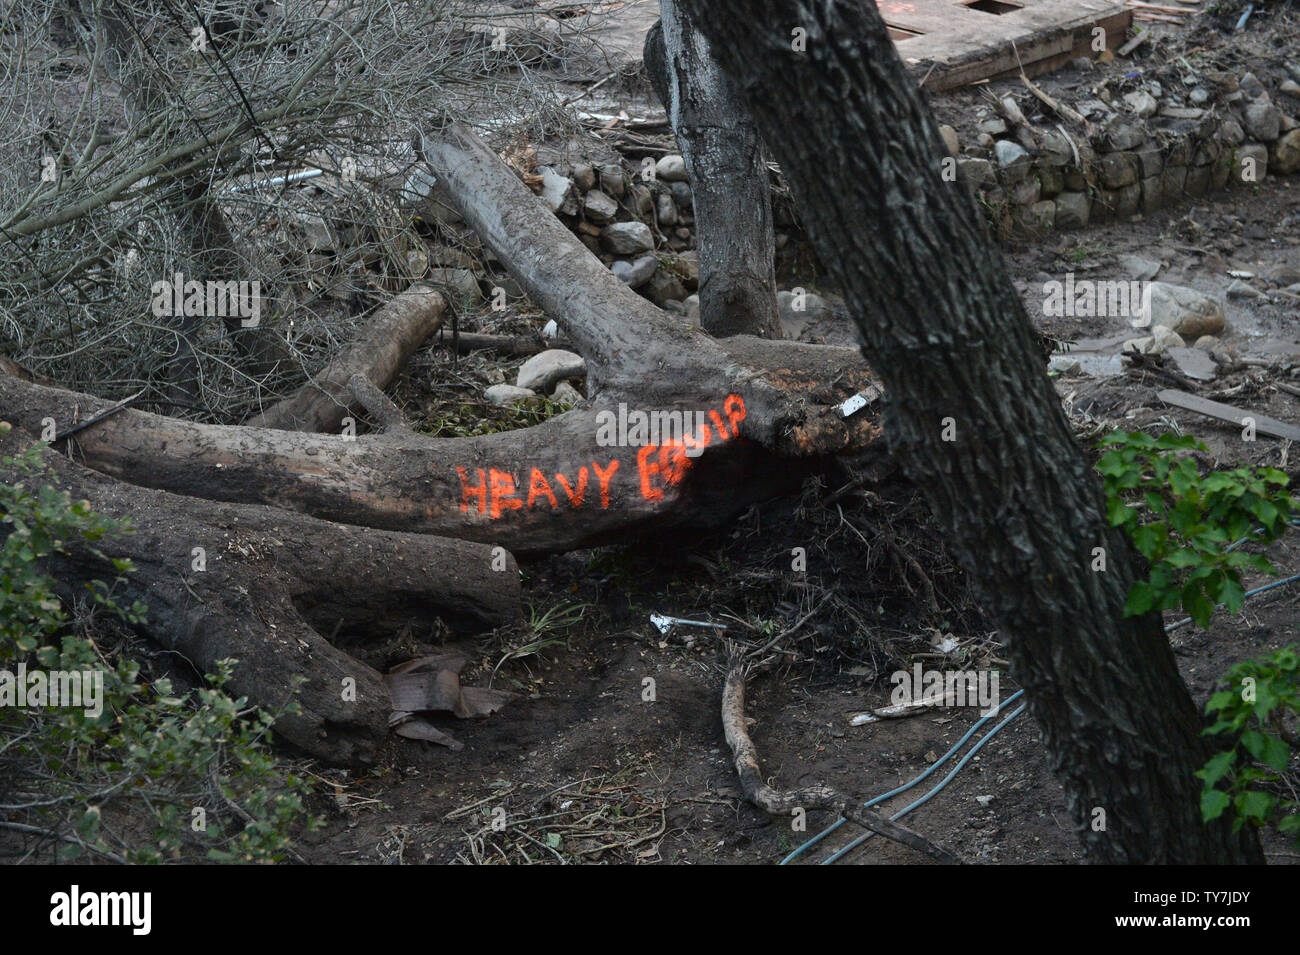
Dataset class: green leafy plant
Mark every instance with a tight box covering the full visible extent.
[1,439,319,863]
[1095,429,1299,847]
[1096,430,1294,627]
[1198,648,1299,843]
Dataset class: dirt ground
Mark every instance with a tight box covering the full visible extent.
[286,162,1300,864]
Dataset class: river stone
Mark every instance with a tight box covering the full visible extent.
[538,167,575,214]
[601,221,654,254]
[485,384,537,407]
[516,349,586,393]
[611,253,657,288]
[582,189,619,224]
[655,154,688,181]
[1122,324,1185,356]
[1146,282,1225,339]
[1272,129,1300,174]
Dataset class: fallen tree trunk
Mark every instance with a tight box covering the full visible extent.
[0,125,883,555]
[249,284,446,433]
[0,421,518,765]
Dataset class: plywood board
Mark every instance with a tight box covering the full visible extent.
[882,0,1133,91]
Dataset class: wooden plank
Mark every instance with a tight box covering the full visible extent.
[1157,389,1300,442]
[888,0,1132,91]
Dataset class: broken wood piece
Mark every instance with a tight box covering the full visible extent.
[249,283,445,433]
[1158,389,1300,441]
[346,373,410,432]
[435,330,545,356]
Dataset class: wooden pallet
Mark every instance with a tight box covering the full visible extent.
[882,0,1133,91]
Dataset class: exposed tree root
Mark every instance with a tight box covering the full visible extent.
[722,647,961,864]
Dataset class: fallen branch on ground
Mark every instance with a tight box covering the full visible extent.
[721,647,961,864]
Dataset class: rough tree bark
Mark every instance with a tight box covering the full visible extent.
[644,4,781,339]
[0,126,881,557]
[0,422,518,764]
[680,0,1263,864]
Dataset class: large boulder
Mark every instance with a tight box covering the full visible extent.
[516,349,586,393]
[1145,282,1225,339]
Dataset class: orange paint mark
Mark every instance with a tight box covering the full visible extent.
[526,467,558,509]
[489,469,523,518]
[458,467,487,515]
[709,410,730,440]
[592,459,619,508]
[724,394,746,436]
[637,445,663,502]
[555,466,588,507]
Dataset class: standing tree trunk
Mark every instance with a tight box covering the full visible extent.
[680,0,1263,864]
[644,3,781,339]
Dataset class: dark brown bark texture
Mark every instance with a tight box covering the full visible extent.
[645,5,781,339]
[680,0,1262,863]
[0,423,518,766]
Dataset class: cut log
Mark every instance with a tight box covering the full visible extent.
[0,422,519,765]
[248,284,446,433]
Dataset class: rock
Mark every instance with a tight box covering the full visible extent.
[538,167,575,214]
[1231,143,1270,184]
[974,795,994,808]
[571,163,597,191]
[1193,335,1220,351]
[1165,347,1217,381]
[1267,263,1300,285]
[655,154,688,181]
[426,268,482,308]
[485,384,538,407]
[1123,91,1158,118]
[1098,152,1139,189]
[640,271,687,307]
[683,294,700,321]
[655,192,678,227]
[551,381,584,407]
[516,349,586,393]
[1123,324,1185,356]
[1146,282,1225,339]
[1272,129,1300,174]
[1219,117,1246,145]
[1104,117,1146,150]
[598,164,625,198]
[994,139,1029,169]
[611,253,658,288]
[1282,79,1300,98]
[957,157,995,189]
[1048,354,1082,375]
[1054,192,1091,229]
[666,250,699,291]
[600,221,654,255]
[1226,278,1266,301]
[980,118,1008,136]
[669,181,693,208]
[1189,87,1211,106]
[938,124,960,154]
[628,183,654,218]
[777,289,833,339]
[582,189,619,224]
[1244,102,1282,141]
[1121,255,1162,281]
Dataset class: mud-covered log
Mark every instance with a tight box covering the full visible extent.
[0,422,519,765]
[249,284,446,433]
